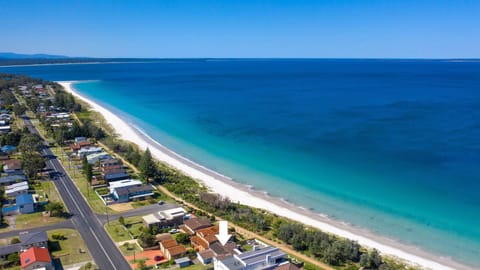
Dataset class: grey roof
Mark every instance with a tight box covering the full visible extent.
[115,185,152,196]
[175,257,191,264]
[0,244,20,256]
[210,242,229,256]
[0,174,26,184]
[19,231,48,246]
[237,246,286,267]
[105,172,130,181]
[218,255,244,270]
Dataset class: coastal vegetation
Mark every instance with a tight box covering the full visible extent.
[2,73,419,270]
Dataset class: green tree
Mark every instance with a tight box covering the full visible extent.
[85,163,93,183]
[10,237,20,244]
[45,201,66,217]
[12,103,26,116]
[22,152,45,179]
[138,232,156,248]
[139,148,156,182]
[7,253,19,264]
[175,233,190,245]
[137,259,149,270]
[118,216,125,226]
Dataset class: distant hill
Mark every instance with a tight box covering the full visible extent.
[0,52,70,59]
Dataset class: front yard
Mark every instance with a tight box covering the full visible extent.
[47,228,93,267]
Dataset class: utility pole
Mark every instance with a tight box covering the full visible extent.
[105,203,110,225]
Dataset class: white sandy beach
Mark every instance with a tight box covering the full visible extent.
[59,81,470,270]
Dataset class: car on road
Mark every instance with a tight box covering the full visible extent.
[158,200,164,205]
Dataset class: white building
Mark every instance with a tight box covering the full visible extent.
[214,246,287,270]
[5,181,29,197]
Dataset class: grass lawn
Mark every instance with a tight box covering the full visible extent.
[119,242,143,256]
[131,189,176,209]
[47,229,92,266]
[105,216,144,242]
[0,212,65,233]
[105,221,132,242]
[181,263,214,270]
[33,181,64,205]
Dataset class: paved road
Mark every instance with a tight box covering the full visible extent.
[0,220,75,239]
[24,116,131,270]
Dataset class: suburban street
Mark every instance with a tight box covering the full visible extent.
[0,220,74,239]
[23,116,132,270]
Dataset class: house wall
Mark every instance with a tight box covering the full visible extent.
[24,261,53,270]
[19,203,35,214]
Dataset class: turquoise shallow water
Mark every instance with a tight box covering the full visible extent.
[1,60,479,267]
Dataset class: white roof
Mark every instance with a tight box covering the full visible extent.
[5,181,29,195]
[109,179,142,189]
[163,207,187,218]
[86,152,110,160]
[79,146,102,153]
[143,214,160,224]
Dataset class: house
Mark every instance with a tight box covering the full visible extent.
[0,126,11,134]
[191,226,219,250]
[19,231,48,251]
[103,170,130,182]
[175,257,191,268]
[74,137,87,144]
[0,244,20,261]
[3,159,22,174]
[197,249,215,265]
[160,239,179,254]
[87,152,111,164]
[100,158,121,167]
[213,246,287,270]
[165,245,187,260]
[184,217,212,235]
[16,194,35,214]
[275,262,301,270]
[0,151,9,160]
[5,181,29,197]
[20,247,53,270]
[1,145,16,153]
[143,207,187,229]
[155,233,174,243]
[109,179,153,203]
[0,175,27,186]
[78,147,103,158]
[69,141,91,151]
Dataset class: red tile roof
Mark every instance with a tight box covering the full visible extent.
[20,247,51,268]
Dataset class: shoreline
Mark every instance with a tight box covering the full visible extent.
[58,81,471,270]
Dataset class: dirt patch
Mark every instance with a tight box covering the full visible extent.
[108,203,134,212]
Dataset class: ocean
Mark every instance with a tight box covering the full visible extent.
[1,59,479,267]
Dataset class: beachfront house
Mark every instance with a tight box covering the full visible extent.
[213,246,287,270]
[109,179,153,203]
[78,146,103,158]
[142,207,187,229]
[87,152,111,164]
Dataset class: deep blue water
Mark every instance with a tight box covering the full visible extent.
[2,60,480,267]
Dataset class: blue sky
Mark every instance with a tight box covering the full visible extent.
[0,0,478,58]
